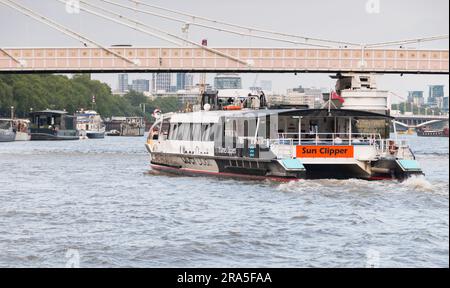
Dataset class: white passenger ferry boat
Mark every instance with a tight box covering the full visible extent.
[146,90,423,181]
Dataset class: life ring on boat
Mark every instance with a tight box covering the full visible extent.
[223,105,242,111]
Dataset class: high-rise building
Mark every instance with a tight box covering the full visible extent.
[214,74,242,90]
[428,85,445,107]
[185,74,194,90]
[152,73,172,92]
[443,97,449,112]
[131,79,150,93]
[118,74,129,93]
[407,91,425,106]
[176,73,186,90]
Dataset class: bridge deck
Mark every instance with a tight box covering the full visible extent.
[0,47,448,74]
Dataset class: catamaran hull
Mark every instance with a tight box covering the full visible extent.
[148,152,422,181]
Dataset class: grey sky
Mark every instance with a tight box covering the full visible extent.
[0,0,448,101]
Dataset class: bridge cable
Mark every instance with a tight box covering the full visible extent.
[127,0,361,47]
[0,0,137,65]
[97,0,332,48]
[0,47,23,66]
[365,35,449,48]
[54,0,249,66]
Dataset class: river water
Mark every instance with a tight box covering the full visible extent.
[0,135,448,268]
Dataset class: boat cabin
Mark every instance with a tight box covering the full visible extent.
[151,108,393,157]
[30,110,75,131]
[29,110,78,140]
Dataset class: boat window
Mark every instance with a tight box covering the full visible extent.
[176,123,184,140]
[201,124,210,141]
[181,123,192,141]
[201,123,215,142]
[192,124,202,141]
[169,123,177,140]
[0,120,12,130]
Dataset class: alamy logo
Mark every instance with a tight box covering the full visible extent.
[65,0,80,14]
[366,0,381,14]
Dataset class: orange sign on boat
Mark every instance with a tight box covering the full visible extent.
[296,146,354,158]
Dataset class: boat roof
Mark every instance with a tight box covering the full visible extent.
[30,109,68,115]
[168,108,393,123]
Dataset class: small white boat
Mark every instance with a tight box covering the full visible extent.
[0,119,16,142]
[76,110,106,139]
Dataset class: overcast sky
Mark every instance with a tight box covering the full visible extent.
[0,0,448,101]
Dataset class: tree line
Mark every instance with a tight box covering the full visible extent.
[0,74,179,119]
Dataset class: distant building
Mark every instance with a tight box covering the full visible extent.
[185,74,194,90]
[153,89,201,109]
[428,85,445,107]
[407,91,425,106]
[176,73,186,90]
[214,73,242,90]
[118,74,129,93]
[260,80,273,91]
[268,86,324,109]
[443,97,449,112]
[131,79,150,93]
[152,73,172,92]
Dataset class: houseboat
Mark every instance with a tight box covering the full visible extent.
[145,90,423,181]
[0,119,16,142]
[105,117,145,137]
[29,110,78,141]
[417,126,449,138]
[76,110,105,139]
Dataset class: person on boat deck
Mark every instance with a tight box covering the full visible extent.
[251,96,261,110]
[259,92,266,107]
[315,134,321,143]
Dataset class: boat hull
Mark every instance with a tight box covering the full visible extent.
[417,130,449,137]
[15,132,31,141]
[0,131,16,142]
[30,129,79,141]
[86,131,105,139]
[148,151,422,181]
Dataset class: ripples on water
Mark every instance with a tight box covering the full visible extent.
[0,135,448,267]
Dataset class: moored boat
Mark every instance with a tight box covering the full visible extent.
[29,110,79,141]
[76,110,106,139]
[145,91,423,181]
[417,127,449,137]
[104,117,145,137]
[0,119,16,142]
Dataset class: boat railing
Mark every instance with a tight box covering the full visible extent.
[238,133,414,159]
[276,132,383,146]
